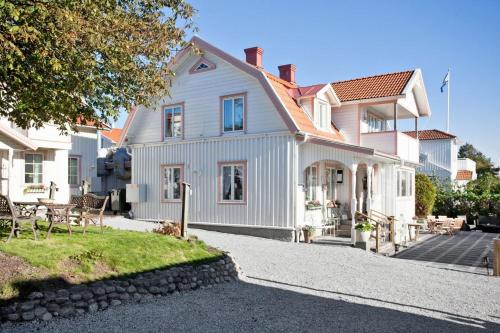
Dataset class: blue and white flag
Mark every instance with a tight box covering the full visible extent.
[440,71,450,93]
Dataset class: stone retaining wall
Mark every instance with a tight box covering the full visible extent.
[1,254,239,323]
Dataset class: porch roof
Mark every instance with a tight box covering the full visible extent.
[0,123,37,150]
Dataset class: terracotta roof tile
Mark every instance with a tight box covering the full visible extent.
[101,128,123,143]
[404,129,456,140]
[456,170,473,181]
[331,70,414,102]
[264,72,344,142]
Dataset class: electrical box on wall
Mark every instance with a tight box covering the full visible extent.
[126,184,147,203]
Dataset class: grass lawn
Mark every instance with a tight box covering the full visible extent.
[0,221,221,301]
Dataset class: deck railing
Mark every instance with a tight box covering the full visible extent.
[355,211,396,253]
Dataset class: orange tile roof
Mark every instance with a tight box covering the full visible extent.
[101,128,123,143]
[264,72,344,142]
[76,116,110,129]
[404,129,456,140]
[331,70,414,102]
[456,170,473,181]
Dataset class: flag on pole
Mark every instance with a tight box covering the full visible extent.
[441,70,450,93]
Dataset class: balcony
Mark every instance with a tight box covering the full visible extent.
[360,131,419,163]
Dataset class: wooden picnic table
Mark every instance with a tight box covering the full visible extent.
[13,202,76,239]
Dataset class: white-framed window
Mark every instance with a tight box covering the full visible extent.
[364,110,388,133]
[68,156,80,186]
[163,104,183,139]
[25,153,43,184]
[222,95,244,133]
[305,165,317,201]
[326,167,337,201]
[161,165,183,201]
[220,162,246,202]
[318,102,329,129]
[397,170,413,197]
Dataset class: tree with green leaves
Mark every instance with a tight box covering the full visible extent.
[1,0,195,131]
[415,173,436,217]
[458,143,494,175]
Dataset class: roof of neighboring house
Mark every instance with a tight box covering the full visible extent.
[456,170,473,181]
[264,72,345,142]
[101,128,123,143]
[288,84,326,99]
[331,70,414,102]
[404,129,456,140]
[76,116,111,129]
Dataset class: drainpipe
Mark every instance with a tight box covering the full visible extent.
[293,131,308,242]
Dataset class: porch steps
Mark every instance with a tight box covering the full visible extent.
[335,221,352,237]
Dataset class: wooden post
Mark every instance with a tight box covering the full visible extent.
[389,216,395,245]
[180,182,191,239]
[375,223,379,253]
[494,238,500,277]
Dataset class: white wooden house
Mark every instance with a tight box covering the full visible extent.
[404,129,477,186]
[0,118,104,202]
[120,37,432,242]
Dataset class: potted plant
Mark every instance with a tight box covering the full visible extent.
[354,221,374,242]
[302,225,315,243]
[306,200,322,210]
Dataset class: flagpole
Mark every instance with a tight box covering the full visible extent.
[447,69,450,133]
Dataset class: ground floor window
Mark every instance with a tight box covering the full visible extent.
[305,165,317,201]
[220,162,246,202]
[25,153,43,184]
[161,165,183,201]
[397,170,413,197]
[326,167,337,201]
[68,156,80,186]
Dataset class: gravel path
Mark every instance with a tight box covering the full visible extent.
[3,228,500,332]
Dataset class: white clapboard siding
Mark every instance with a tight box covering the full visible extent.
[69,130,98,195]
[131,133,295,228]
[332,105,360,145]
[127,51,287,145]
[418,139,455,180]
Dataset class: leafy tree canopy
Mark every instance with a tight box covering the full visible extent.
[0,0,195,131]
[458,143,494,175]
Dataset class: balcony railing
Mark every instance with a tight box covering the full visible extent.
[360,131,419,163]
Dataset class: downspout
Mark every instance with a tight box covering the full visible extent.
[293,131,308,242]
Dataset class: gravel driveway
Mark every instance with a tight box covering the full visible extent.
[3,228,500,332]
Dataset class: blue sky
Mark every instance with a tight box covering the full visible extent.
[117,0,500,163]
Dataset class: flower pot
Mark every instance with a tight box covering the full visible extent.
[360,231,371,242]
[303,231,313,243]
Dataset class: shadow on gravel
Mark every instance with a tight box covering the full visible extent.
[3,281,499,333]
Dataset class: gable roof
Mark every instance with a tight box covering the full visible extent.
[101,128,122,143]
[456,170,473,181]
[331,70,414,102]
[404,129,456,140]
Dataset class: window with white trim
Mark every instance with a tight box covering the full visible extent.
[221,163,245,202]
[164,105,182,139]
[162,165,183,200]
[326,167,337,201]
[223,96,244,132]
[25,153,43,184]
[318,102,329,129]
[397,170,413,197]
[305,165,317,201]
[68,156,80,186]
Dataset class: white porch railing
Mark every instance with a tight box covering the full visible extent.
[360,131,419,163]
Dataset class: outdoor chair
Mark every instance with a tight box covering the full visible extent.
[452,218,464,234]
[69,195,85,225]
[0,194,38,242]
[82,194,109,234]
[440,219,454,236]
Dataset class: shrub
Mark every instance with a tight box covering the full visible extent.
[153,221,181,237]
[415,173,436,217]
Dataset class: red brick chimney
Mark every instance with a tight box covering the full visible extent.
[278,64,296,84]
[244,47,263,68]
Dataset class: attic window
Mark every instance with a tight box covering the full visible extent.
[189,57,216,74]
[195,63,209,71]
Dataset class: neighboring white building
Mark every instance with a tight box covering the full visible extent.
[404,129,477,186]
[121,37,432,242]
[0,118,104,202]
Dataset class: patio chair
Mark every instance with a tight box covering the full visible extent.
[82,194,109,234]
[0,194,38,242]
[452,218,464,234]
[427,215,437,233]
[440,219,454,236]
[69,195,85,225]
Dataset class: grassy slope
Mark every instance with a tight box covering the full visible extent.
[0,222,221,300]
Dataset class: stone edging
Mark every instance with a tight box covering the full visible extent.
[1,253,240,323]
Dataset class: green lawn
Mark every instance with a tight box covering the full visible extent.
[0,221,221,300]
